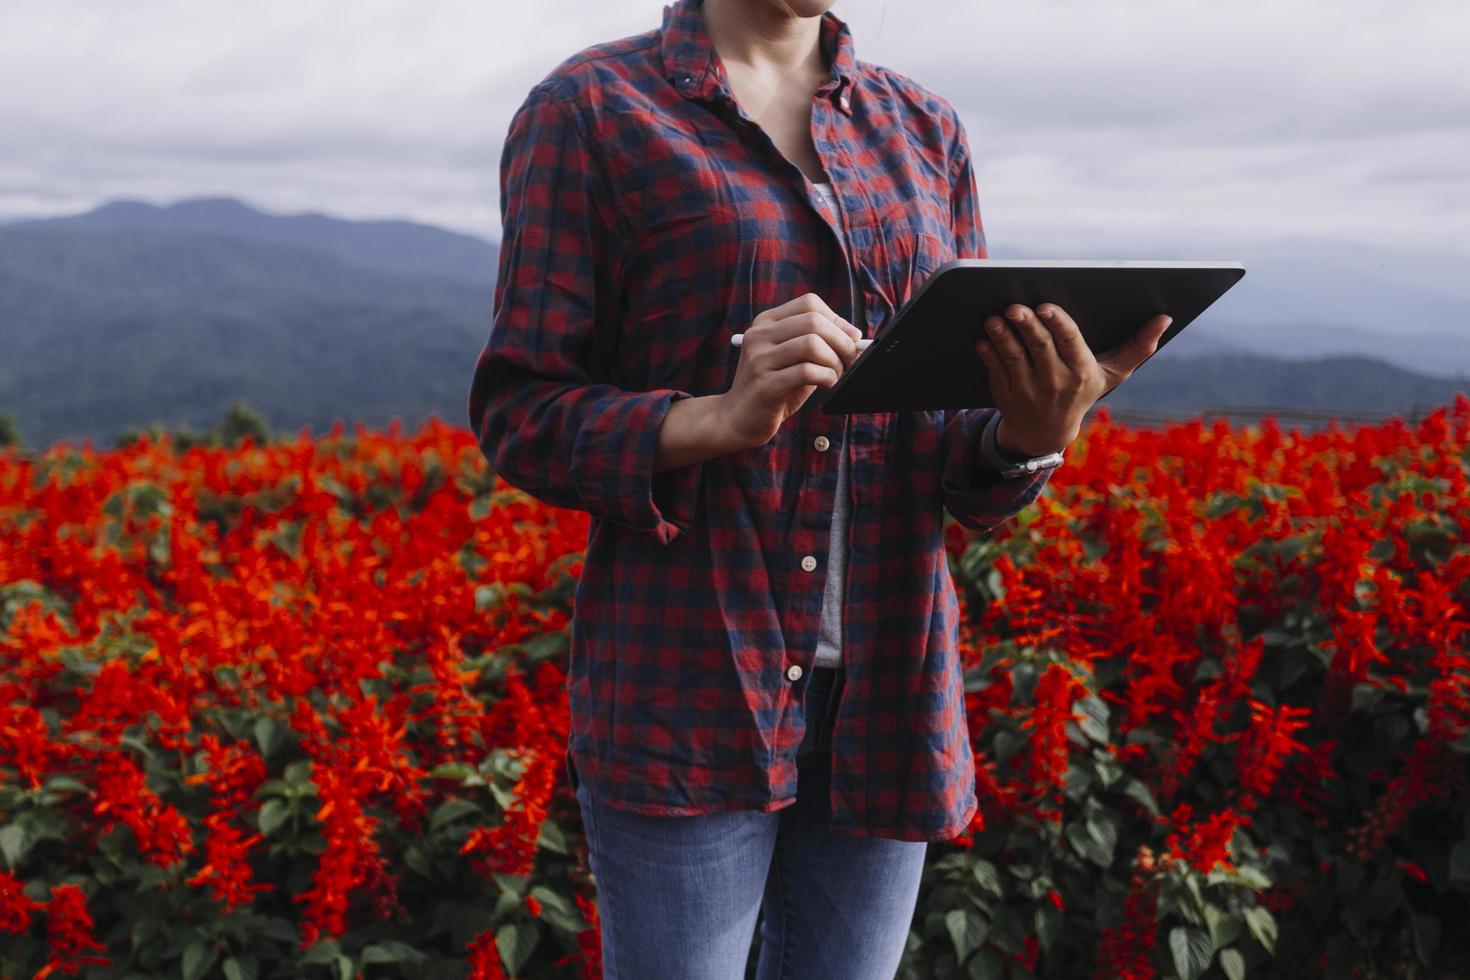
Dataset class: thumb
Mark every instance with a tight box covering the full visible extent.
[1103,315,1172,370]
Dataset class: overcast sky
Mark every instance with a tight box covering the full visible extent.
[1,0,1465,264]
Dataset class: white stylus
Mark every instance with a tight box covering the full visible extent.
[730,333,873,351]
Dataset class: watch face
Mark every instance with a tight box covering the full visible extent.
[1003,454,1064,477]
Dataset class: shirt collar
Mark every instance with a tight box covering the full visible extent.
[660,0,857,116]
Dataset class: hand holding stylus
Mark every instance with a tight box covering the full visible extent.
[732,334,871,351]
[716,293,862,450]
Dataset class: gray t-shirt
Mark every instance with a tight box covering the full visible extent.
[810,181,855,670]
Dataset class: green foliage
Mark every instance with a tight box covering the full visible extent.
[0,411,21,448]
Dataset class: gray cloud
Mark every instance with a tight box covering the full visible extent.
[0,0,1465,272]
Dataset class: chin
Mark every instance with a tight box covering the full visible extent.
[768,0,837,17]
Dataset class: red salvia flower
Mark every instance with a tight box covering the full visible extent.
[0,869,42,934]
[34,883,110,978]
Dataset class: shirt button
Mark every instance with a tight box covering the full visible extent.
[786,664,804,682]
[801,555,818,572]
[813,435,830,452]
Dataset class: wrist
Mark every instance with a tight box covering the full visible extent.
[707,393,764,454]
[994,417,1053,460]
[654,394,748,474]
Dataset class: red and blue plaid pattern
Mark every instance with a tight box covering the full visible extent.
[468,0,1053,841]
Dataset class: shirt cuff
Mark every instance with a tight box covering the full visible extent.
[941,409,1054,533]
[570,388,704,544]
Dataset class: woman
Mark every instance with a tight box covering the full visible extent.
[467,0,1169,975]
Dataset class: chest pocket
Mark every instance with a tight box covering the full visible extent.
[878,190,955,305]
[607,116,743,393]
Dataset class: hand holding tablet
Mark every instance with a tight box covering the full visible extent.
[976,300,1173,457]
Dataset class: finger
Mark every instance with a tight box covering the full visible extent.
[1005,304,1068,391]
[759,292,861,342]
[984,311,1033,388]
[767,310,860,367]
[973,332,1012,401]
[766,330,848,377]
[1034,303,1095,376]
[769,360,840,392]
[1097,314,1173,372]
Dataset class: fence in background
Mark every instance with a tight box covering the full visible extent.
[0,404,1459,461]
[1093,403,1445,431]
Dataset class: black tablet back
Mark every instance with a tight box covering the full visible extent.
[819,259,1245,414]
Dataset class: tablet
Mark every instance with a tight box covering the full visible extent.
[818,259,1246,414]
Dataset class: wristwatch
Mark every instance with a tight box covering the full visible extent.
[981,410,1065,479]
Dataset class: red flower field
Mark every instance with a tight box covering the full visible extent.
[1,397,1467,978]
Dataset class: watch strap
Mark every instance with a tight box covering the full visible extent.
[981,410,1065,478]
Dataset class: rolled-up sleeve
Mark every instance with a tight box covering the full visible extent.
[937,108,1053,534]
[467,87,702,544]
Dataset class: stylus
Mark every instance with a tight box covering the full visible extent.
[730,334,873,351]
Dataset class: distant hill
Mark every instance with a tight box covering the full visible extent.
[1,199,497,449]
[0,196,1463,450]
[15,197,498,289]
[1100,352,1465,424]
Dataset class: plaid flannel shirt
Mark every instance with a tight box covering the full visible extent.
[467,0,1053,841]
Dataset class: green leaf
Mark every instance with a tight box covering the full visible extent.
[0,823,28,868]
[431,798,484,832]
[496,921,537,975]
[403,844,433,877]
[362,941,429,965]
[43,775,88,795]
[222,956,258,980]
[252,778,290,800]
[257,799,291,837]
[336,954,354,980]
[1234,865,1271,890]
[1093,755,1124,787]
[1412,914,1441,967]
[1169,926,1212,980]
[284,759,314,787]
[182,942,217,980]
[1076,695,1110,743]
[1122,779,1160,817]
[493,873,530,899]
[1219,947,1245,980]
[1034,904,1062,952]
[537,818,569,855]
[530,885,587,932]
[945,907,988,963]
[966,948,1004,980]
[1204,905,1242,949]
[971,859,1003,897]
[1085,810,1119,864]
[475,584,506,612]
[1449,841,1470,890]
[1244,906,1277,955]
[302,940,343,965]
[430,762,474,781]
[253,716,287,760]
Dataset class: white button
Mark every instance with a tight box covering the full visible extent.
[814,435,830,451]
[786,664,804,682]
[800,555,817,572]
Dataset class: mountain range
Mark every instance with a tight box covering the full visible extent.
[0,197,1463,450]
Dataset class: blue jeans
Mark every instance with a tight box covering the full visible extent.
[571,666,929,979]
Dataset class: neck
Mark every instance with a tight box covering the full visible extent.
[701,0,826,79]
